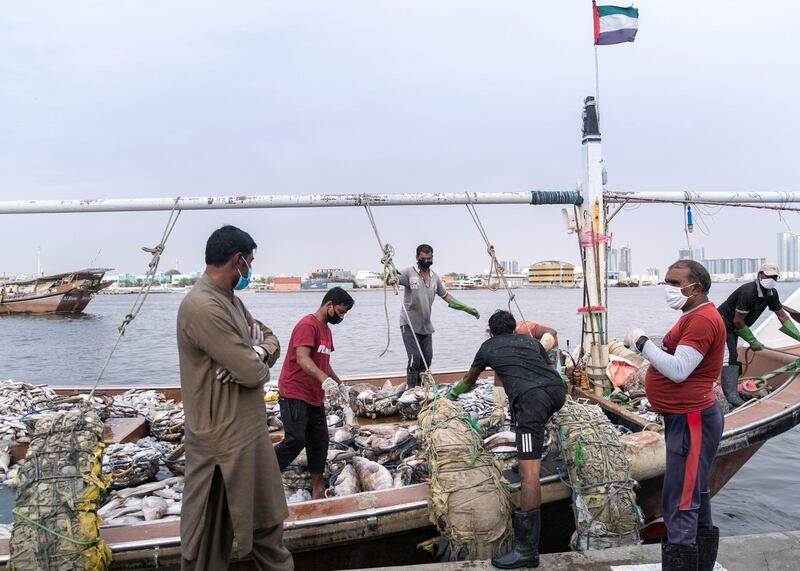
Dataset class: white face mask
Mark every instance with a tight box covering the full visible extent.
[760,278,777,290]
[664,282,698,310]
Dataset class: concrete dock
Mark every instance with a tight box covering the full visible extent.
[352,530,800,571]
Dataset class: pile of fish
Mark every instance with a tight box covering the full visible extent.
[452,377,508,421]
[397,386,444,420]
[97,477,184,526]
[150,406,185,442]
[102,442,163,489]
[0,380,59,443]
[347,380,407,418]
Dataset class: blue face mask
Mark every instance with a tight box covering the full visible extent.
[328,307,343,325]
[234,256,252,291]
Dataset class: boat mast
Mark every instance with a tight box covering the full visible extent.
[579,96,610,395]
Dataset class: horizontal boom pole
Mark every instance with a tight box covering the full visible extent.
[605,191,800,204]
[0,191,581,214]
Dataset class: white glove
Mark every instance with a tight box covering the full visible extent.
[624,326,647,351]
[540,332,556,352]
[338,383,350,403]
[322,377,339,396]
[250,322,265,346]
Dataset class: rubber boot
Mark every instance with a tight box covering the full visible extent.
[661,541,699,571]
[696,526,719,571]
[721,365,745,407]
[491,508,540,569]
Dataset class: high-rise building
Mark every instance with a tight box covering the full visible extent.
[701,257,765,278]
[619,246,632,276]
[678,247,705,261]
[778,232,799,273]
[501,260,520,274]
[608,248,619,272]
[645,267,660,279]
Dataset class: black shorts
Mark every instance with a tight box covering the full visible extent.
[513,384,566,460]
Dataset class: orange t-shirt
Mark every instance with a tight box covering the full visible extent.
[644,303,725,414]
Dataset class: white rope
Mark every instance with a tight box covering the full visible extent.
[363,198,436,391]
[463,192,534,338]
[87,198,182,400]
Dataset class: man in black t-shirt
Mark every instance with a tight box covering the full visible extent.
[717,263,800,405]
[446,310,566,569]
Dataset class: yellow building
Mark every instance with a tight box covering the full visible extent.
[528,261,575,287]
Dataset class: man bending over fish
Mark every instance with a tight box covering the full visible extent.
[176,225,292,570]
[275,287,355,499]
[447,309,566,569]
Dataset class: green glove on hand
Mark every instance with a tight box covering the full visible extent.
[448,298,480,319]
[779,320,800,343]
[446,379,472,401]
[736,326,764,351]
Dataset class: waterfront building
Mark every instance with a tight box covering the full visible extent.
[777,232,800,274]
[700,257,765,278]
[273,276,302,291]
[354,270,383,288]
[528,261,575,287]
[608,248,619,272]
[678,247,705,261]
[619,246,632,276]
[500,260,520,274]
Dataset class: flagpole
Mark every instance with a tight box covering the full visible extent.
[594,43,601,128]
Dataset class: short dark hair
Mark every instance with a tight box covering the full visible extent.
[416,244,433,257]
[488,309,516,336]
[668,259,711,293]
[322,287,355,309]
[205,225,257,266]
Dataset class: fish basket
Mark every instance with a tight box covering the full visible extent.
[351,395,401,419]
[150,409,185,442]
[354,436,419,465]
[102,444,162,490]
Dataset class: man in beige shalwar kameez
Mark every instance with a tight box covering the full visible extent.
[177,225,293,570]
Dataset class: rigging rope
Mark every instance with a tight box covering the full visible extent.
[464,193,534,337]
[86,198,182,401]
[363,198,437,393]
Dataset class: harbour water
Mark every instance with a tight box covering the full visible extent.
[1,282,798,536]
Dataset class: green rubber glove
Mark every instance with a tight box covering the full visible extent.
[446,379,473,400]
[779,320,800,343]
[448,298,480,319]
[735,326,764,351]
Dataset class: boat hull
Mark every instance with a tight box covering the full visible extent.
[2,350,799,569]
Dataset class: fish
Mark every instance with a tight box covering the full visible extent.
[333,463,361,496]
[286,488,312,504]
[484,431,517,450]
[104,516,145,527]
[97,497,124,517]
[142,496,169,521]
[351,456,393,491]
[115,477,183,499]
[0,447,10,473]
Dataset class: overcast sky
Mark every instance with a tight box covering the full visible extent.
[1,1,798,278]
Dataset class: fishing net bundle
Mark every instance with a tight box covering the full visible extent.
[551,399,642,551]
[9,409,112,571]
[417,397,512,561]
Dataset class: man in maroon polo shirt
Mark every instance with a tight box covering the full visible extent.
[625,259,725,571]
[275,287,355,499]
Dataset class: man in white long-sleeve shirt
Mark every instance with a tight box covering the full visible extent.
[625,259,725,571]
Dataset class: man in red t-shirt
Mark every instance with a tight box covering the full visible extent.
[275,287,355,499]
[625,259,725,571]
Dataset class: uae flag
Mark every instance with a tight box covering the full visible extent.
[593,2,639,45]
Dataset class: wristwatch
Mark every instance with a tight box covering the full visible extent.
[635,335,649,353]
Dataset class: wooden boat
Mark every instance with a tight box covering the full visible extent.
[0,268,113,315]
[2,329,799,570]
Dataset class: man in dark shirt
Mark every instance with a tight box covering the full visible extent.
[447,310,566,569]
[717,263,800,405]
